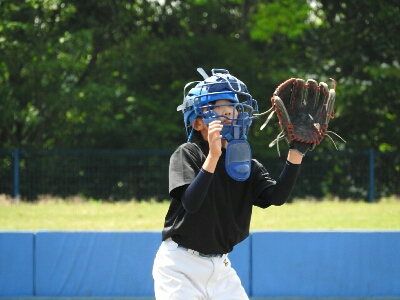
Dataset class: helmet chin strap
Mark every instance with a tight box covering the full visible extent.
[187,127,195,143]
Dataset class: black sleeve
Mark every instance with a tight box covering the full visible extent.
[179,168,213,213]
[169,143,205,200]
[254,161,301,208]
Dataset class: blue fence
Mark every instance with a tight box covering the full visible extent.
[1,231,400,298]
[0,149,399,202]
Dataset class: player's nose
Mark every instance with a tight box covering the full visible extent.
[223,107,233,116]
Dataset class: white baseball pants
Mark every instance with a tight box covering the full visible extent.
[152,238,249,300]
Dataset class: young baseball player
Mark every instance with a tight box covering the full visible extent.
[152,68,304,299]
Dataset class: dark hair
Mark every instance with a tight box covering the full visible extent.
[189,129,204,143]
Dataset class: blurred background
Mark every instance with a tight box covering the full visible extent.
[0,0,399,201]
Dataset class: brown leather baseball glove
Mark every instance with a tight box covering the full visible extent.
[261,78,337,156]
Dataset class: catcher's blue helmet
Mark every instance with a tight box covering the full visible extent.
[177,68,259,142]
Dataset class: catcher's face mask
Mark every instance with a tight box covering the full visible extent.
[177,68,259,181]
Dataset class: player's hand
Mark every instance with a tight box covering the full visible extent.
[207,120,223,158]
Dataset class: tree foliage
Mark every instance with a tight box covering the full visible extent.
[0,0,399,155]
[311,1,400,152]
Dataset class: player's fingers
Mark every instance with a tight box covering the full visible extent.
[208,120,223,127]
[208,131,222,142]
[208,121,223,134]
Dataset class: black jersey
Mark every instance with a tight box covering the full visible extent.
[162,140,276,254]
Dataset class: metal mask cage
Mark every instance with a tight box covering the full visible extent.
[198,101,257,141]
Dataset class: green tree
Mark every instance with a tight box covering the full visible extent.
[1,0,399,153]
[315,0,400,152]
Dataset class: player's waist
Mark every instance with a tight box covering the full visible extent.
[165,237,226,258]
[177,244,224,258]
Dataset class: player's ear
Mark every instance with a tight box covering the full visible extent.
[193,117,206,131]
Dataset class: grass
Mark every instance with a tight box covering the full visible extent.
[251,197,400,230]
[0,194,399,231]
